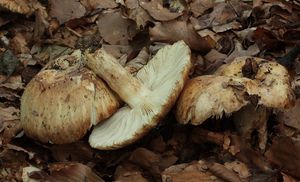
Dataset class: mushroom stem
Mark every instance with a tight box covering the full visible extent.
[85,50,151,109]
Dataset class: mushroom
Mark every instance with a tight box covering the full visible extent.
[20,50,121,144]
[176,56,294,150]
[85,41,191,150]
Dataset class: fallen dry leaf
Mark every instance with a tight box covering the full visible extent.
[149,20,213,52]
[29,162,104,182]
[114,163,149,182]
[124,0,152,29]
[129,147,161,178]
[265,136,300,179]
[189,0,214,17]
[97,9,138,45]
[162,161,222,182]
[0,106,20,122]
[49,0,86,24]
[224,160,251,180]
[206,161,241,182]
[277,99,300,130]
[140,0,182,21]
[80,0,119,11]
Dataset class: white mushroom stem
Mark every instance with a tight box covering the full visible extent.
[85,50,152,109]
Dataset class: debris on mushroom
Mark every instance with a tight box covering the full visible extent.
[216,56,294,150]
[176,75,258,125]
[86,41,192,150]
[176,56,294,150]
[215,57,294,108]
[20,50,121,144]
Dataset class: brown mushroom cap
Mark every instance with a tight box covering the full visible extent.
[176,56,294,125]
[215,56,294,108]
[176,75,258,125]
[20,51,120,144]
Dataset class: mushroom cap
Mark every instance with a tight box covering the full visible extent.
[21,52,120,144]
[176,56,294,125]
[215,56,294,108]
[89,41,192,149]
[176,75,258,125]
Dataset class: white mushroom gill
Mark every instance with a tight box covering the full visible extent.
[88,41,191,149]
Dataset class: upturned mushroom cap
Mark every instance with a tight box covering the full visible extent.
[176,56,294,125]
[86,41,191,150]
[20,51,120,144]
[176,75,258,125]
[215,56,294,108]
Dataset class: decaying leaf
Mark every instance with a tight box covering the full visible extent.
[80,0,119,11]
[162,161,222,182]
[277,98,300,130]
[149,20,213,52]
[189,0,214,17]
[29,162,104,182]
[114,163,149,182]
[49,0,86,24]
[140,0,182,21]
[265,136,300,179]
[97,9,138,45]
[124,0,152,29]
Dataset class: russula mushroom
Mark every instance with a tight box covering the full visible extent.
[176,75,258,125]
[20,51,120,144]
[176,56,294,150]
[85,41,191,150]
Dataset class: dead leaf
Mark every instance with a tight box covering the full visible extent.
[203,49,227,74]
[49,0,86,24]
[80,0,119,11]
[148,135,167,153]
[162,161,222,182]
[0,75,24,90]
[6,144,36,160]
[224,160,251,180]
[224,40,260,63]
[129,147,161,178]
[206,161,242,182]
[30,162,104,182]
[9,32,30,54]
[97,9,138,45]
[0,106,20,122]
[265,136,300,179]
[277,99,300,130]
[50,142,94,162]
[0,49,20,79]
[140,0,182,21]
[115,163,149,182]
[124,0,152,29]
[149,20,212,52]
[189,0,214,17]
[125,47,149,74]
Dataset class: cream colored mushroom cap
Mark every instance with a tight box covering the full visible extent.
[176,75,258,125]
[20,52,120,144]
[215,56,294,108]
[89,41,192,150]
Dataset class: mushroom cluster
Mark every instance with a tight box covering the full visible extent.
[20,41,192,149]
[176,56,294,150]
[20,42,293,151]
